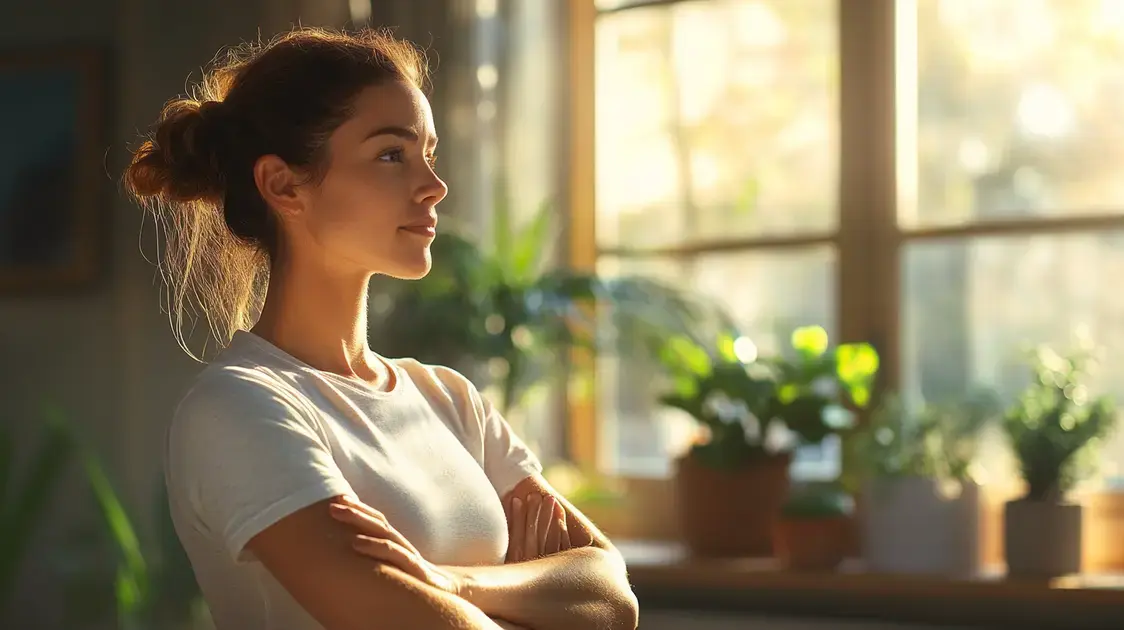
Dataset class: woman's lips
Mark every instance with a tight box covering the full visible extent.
[400,224,436,237]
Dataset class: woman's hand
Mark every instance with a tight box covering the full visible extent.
[505,491,572,563]
[329,496,465,597]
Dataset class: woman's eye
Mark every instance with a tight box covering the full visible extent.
[377,148,405,163]
[426,154,438,168]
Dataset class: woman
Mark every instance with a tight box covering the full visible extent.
[124,27,638,630]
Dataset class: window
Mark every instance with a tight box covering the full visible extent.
[573,0,1124,489]
[899,0,1124,491]
[590,0,841,478]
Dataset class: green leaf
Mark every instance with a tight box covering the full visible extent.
[716,333,738,363]
[777,383,800,405]
[836,342,880,407]
[670,374,701,399]
[791,326,829,358]
[850,385,872,408]
[83,452,148,618]
[659,336,712,378]
[510,199,556,283]
[0,405,74,610]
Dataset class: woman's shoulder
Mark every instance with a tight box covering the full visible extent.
[178,331,313,409]
[173,344,318,434]
[389,357,482,404]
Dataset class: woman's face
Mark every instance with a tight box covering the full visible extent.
[290,80,448,280]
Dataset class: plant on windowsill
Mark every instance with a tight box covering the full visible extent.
[657,325,878,558]
[1001,344,1117,579]
[773,482,854,571]
[843,389,1000,576]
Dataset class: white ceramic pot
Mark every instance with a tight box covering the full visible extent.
[862,477,982,576]
[1004,499,1083,578]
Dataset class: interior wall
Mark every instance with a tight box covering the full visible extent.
[0,1,351,626]
[0,0,129,623]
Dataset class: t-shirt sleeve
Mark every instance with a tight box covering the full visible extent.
[424,364,542,498]
[167,368,354,562]
[477,393,543,498]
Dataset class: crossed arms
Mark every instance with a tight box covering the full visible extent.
[245,474,639,630]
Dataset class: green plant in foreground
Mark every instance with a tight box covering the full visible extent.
[0,404,74,613]
[82,464,205,630]
[1003,345,1117,502]
[2,403,203,629]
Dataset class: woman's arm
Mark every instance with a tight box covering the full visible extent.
[247,495,509,630]
[336,476,638,630]
[450,546,636,630]
[448,474,638,630]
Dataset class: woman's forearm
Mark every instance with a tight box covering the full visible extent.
[446,546,638,630]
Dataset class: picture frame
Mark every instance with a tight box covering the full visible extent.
[0,47,106,292]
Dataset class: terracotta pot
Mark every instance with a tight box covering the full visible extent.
[774,516,849,571]
[1004,499,1083,578]
[674,452,792,558]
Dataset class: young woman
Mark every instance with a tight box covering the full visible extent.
[124,27,638,630]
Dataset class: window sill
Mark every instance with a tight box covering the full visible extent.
[620,540,1124,630]
[583,480,1124,571]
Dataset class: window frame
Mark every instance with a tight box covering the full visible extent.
[565,0,1124,540]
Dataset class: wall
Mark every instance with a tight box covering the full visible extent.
[0,0,349,626]
[1,0,134,625]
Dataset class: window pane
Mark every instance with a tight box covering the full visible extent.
[594,0,838,250]
[597,248,837,477]
[902,0,1124,227]
[901,233,1124,490]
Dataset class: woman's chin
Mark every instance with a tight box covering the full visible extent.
[386,253,433,280]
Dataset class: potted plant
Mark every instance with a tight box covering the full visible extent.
[659,325,878,558]
[846,389,999,576]
[774,482,854,571]
[3,404,208,629]
[1001,345,1117,578]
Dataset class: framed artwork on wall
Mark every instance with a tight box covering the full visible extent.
[0,48,105,292]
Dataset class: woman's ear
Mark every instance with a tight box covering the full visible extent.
[254,154,306,218]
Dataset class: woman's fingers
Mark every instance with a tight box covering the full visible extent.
[539,495,559,555]
[553,498,571,552]
[543,512,561,555]
[508,496,526,563]
[352,534,428,584]
[524,493,542,561]
[329,500,420,557]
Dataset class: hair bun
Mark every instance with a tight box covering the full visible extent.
[126,98,228,203]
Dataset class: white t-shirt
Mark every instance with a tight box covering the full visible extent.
[165,330,541,630]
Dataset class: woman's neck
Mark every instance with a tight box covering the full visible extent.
[252,257,382,382]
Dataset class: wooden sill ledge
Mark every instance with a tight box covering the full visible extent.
[619,540,1124,629]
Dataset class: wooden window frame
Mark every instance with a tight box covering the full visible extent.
[565,0,1124,543]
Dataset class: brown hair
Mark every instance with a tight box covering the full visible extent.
[123,27,428,358]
